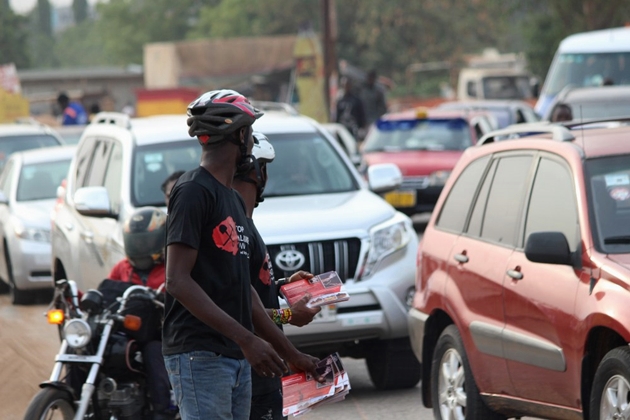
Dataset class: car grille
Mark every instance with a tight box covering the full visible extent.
[401,176,429,190]
[267,238,362,282]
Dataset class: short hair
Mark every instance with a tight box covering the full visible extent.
[57,93,69,106]
[161,170,185,193]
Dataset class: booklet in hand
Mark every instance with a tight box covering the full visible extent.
[282,352,351,417]
[279,271,350,308]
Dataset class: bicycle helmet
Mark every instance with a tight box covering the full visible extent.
[123,207,167,270]
[187,89,264,145]
[236,132,275,206]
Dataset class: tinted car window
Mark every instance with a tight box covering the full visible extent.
[435,156,490,233]
[0,160,15,196]
[476,155,533,246]
[586,154,630,254]
[16,159,71,201]
[74,139,97,191]
[132,140,200,207]
[84,140,112,187]
[0,134,60,172]
[363,118,473,152]
[468,159,497,236]
[264,132,357,197]
[103,141,123,214]
[525,157,579,250]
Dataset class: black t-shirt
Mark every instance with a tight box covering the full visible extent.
[162,167,252,359]
[248,218,282,395]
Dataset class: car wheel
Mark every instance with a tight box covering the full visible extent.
[366,337,421,390]
[5,244,32,305]
[590,346,630,420]
[431,325,505,420]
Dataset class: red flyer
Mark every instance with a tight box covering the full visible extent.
[280,271,350,308]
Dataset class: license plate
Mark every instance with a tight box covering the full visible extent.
[312,304,337,323]
[384,190,416,207]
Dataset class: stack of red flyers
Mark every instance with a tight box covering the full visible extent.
[280,271,350,309]
[282,352,351,417]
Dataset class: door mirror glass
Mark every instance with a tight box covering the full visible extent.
[525,231,573,265]
[367,163,402,194]
[74,186,116,218]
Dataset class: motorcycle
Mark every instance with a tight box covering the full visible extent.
[24,278,168,420]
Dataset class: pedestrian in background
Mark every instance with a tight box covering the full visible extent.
[336,77,366,141]
[359,70,388,132]
[57,92,88,125]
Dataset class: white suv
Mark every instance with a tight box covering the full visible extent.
[52,110,421,390]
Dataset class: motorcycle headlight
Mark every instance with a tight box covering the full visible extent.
[64,319,92,349]
[428,170,452,187]
[14,219,50,242]
[360,215,412,279]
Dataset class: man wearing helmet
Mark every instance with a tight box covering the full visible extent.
[234,132,321,420]
[163,89,320,420]
[108,207,174,420]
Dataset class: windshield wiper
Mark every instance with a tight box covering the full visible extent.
[603,235,630,244]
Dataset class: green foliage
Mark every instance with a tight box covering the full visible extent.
[0,2,30,67]
[54,20,113,67]
[36,0,52,37]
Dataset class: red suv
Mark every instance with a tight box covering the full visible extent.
[408,122,630,420]
[361,108,493,215]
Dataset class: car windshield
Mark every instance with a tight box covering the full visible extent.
[363,118,472,152]
[0,134,60,172]
[586,154,630,254]
[263,132,357,197]
[132,140,200,207]
[16,159,71,201]
[482,76,533,100]
[543,52,630,96]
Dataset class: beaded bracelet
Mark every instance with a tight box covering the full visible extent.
[271,308,292,325]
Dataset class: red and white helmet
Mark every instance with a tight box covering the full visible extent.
[186,89,263,144]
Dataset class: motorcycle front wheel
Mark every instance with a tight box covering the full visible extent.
[23,387,75,420]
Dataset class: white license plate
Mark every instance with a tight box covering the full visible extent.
[341,313,383,327]
[312,304,337,323]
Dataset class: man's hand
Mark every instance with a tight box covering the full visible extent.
[241,335,288,379]
[289,294,321,327]
[285,350,323,382]
[288,270,314,283]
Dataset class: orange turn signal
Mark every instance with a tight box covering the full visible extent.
[47,309,65,325]
[123,315,142,331]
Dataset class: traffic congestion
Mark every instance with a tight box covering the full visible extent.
[2,1,630,419]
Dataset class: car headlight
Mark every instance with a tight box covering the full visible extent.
[14,219,50,242]
[63,319,92,349]
[428,170,451,187]
[359,215,413,279]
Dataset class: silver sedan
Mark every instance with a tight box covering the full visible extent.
[0,145,75,304]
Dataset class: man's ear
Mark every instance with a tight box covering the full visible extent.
[239,127,247,145]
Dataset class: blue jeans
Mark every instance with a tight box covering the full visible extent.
[164,351,252,420]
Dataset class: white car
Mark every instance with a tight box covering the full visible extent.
[52,109,421,390]
[0,145,75,304]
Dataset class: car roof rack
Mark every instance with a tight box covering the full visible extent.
[250,100,299,116]
[478,122,575,146]
[91,112,131,129]
[562,116,630,129]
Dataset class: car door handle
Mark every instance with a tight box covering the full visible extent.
[507,269,523,280]
[453,253,469,263]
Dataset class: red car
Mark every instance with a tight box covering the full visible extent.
[361,108,493,215]
[409,121,630,420]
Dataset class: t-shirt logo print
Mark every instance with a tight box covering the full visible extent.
[259,253,272,285]
[212,216,239,255]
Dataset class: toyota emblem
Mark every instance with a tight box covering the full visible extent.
[275,250,306,271]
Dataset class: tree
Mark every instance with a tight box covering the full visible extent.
[0,2,30,67]
[73,0,89,24]
[36,0,52,37]
[55,21,113,67]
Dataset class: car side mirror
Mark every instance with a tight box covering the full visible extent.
[525,231,573,265]
[74,186,116,218]
[0,191,8,205]
[367,163,402,194]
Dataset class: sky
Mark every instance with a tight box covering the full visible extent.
[10,0,102,15]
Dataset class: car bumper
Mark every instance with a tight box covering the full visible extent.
[283,239,417,350]
[408,307,429,363]
[10,239,53,291]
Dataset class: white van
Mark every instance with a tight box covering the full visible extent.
[535,26,630,117]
